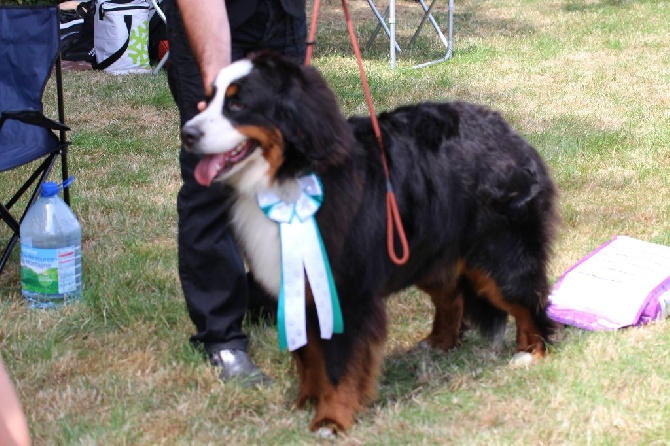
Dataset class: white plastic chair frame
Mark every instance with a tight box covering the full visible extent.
[366,0,454,68]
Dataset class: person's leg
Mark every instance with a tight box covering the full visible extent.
[164,0,269,384]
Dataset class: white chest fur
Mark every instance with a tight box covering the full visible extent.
[230,194,281,297]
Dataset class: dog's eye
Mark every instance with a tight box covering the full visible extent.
[226,99,244,113]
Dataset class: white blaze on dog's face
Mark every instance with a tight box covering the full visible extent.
[186,60,252,155]
[181,59,281,191]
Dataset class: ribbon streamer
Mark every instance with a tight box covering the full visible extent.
[258,175,344,351]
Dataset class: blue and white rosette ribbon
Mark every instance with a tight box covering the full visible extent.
[257,174,344,351]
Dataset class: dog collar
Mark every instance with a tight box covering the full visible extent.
[257,174,344,351]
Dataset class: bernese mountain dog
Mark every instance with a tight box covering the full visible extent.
[180,50,559,434]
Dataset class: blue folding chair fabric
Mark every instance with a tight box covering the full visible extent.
[0,6,72,274]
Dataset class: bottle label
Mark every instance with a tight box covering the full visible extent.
[20,244,77,294]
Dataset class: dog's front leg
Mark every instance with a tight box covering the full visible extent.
[292,298,387,433]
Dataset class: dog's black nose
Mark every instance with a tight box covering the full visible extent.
[181,125,203,150]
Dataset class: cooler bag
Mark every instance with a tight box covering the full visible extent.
[93,0,152,74]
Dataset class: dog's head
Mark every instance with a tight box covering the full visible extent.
[181,51,353,190]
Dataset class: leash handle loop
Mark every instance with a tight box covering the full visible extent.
[386,190,410,264]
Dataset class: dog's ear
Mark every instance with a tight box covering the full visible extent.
[278,64,354,168]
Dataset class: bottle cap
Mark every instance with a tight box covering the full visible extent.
[40,182,60,197]
[40,177,75,197]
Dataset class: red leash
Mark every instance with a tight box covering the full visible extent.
[305,0,410,265]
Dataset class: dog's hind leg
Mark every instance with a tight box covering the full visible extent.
[417,276,465,352]
[462,267,549,361]
[461,280,509,352]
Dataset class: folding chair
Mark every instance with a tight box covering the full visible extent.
[0,6,72,274]
[366,0,454,68]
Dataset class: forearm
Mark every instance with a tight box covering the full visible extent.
[176,0,231,94]
[0,360,31,446]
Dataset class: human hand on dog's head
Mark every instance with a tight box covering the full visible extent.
[198,76,219,112]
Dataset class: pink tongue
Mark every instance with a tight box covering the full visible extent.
[194,154,227,187]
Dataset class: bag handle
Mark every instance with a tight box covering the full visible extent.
[92,14,132,70]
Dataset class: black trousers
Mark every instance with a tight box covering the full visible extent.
[164,0,306,353]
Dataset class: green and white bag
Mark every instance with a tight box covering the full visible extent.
[93,0,152,74]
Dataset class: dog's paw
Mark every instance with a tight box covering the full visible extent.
[315,426,338,440]
[509,351,533,368]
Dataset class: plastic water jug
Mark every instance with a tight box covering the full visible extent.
[20,178,82,308]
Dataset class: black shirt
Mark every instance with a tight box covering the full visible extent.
[226,0,306,29]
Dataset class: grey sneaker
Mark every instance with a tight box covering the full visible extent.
[209,349,272,387]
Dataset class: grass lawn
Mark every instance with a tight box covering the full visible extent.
[2,0,670,444]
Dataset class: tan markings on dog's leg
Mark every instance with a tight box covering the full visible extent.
[417,262,466,351]
[309,336,384,433]
[292,288,321,409]
[291,325,359,431]
[417,283,463,351]
[292,306,386,433]
[293,329,326,410]
[357,338,384,405]
[294,288,386,433]
[292,350,312,409]
[464,268,546,359]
